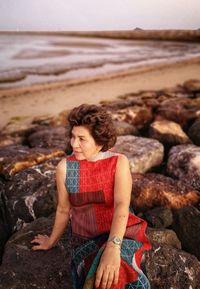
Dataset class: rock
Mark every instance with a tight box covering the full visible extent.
[0,181,12,263]
[149,120,191,147]
[157,97,199,128]
[167,144,200,191]
[28,126,70,152]
[0,216,72,289]
[113,120,138,136]
[101,97,143,110]
[0,144,65,179]
[0,118,37,147]
[172,206,200,260]
[131,173,200,211]
[110,106,153,129]
[32,109,70,127]
[188,118,200,145]
[145,243,200,289]
[183,79,200,93]
[147,227,181,249]
[4,157,61,232]
[114,136,164,173]
[142,207,173,228]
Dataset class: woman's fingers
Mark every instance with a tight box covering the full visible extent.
[95,266,103,288]
[113,267,119,285]
[101,267,110,289]
[106,270,114,289]
[30,234,50,250]
[95,265,119,289]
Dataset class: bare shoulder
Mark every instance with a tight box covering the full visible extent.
[56,157,67,171]
[116,153,130,169]
[56,158,67,181]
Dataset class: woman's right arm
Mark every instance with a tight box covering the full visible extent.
[31,158,70,250]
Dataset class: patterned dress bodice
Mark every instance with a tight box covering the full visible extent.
[65,150,119,237]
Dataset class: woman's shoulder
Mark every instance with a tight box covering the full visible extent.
[56,157,67,173]
[108,150,128,161]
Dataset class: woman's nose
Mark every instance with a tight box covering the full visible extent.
[71,138,79,148]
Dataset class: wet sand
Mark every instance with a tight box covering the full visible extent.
[1,58,200,130]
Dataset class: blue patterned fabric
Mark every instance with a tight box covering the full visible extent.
[66,161,80,193]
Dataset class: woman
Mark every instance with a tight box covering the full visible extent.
[31,104,151,289]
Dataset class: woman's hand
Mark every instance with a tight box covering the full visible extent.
[31,234,53,251]
[95,244,121,289]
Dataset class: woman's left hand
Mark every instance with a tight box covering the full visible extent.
[95,243,121,289]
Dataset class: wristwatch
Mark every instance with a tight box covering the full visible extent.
[108,236,122,246]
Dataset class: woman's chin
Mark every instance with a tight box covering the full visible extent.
[74,152,85,160]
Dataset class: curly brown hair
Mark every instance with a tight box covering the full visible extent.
[67,104,117,151]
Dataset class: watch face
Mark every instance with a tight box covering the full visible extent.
[113,237,122,245]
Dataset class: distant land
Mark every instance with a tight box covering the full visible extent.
[0,29,200,42]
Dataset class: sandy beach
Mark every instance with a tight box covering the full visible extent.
[0,32,200,130]
[0,58,200,130]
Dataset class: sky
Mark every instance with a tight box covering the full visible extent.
[0,0,199,31]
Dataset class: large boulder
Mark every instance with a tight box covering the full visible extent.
[131,173,200,211]
[28,126,70,152]
[0,181,12,263]
[157,97,200,128]
[110,105,153,129]
[145,243,200,289]
[149,120,191,147]
[147,227,181,249]
[114,136,164,173]
[142,207,173,228]
[0,144,65,179]
[0,216,72,289]
[101,97,143,110]
[4,157,61,232]
[113,120,138,136]
[172,206,200,260]
[183,79,200,93]
[167,144,200,191]
[0,118,37,147]
[188,118,200,146]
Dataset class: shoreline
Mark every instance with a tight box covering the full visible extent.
[1,58,200,130]
[1,30,200,42]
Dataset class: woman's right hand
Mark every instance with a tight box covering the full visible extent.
[31,234,53,251]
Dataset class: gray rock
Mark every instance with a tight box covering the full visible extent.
[0,216,72,289]
[114,136,164,173]
[167,144,200,191]
[145,243,200,289]
[172,206,200,260]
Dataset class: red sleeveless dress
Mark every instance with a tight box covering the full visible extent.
[66,150,151,289]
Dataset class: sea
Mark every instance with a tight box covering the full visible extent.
[0,33,200,89]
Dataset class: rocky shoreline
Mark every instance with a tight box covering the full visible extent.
[0,79,200,288]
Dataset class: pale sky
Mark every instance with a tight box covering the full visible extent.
[0,0,199,31]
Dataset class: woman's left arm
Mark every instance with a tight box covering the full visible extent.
[95,154,132,289]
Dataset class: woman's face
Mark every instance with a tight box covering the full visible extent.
[70,125,103,160]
